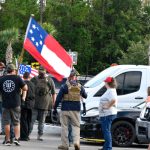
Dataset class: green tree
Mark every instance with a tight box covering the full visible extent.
[119,37,150,65]
[0,0,150,75]
[0,28,19,64]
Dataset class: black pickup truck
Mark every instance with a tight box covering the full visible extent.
[80,102,146,147]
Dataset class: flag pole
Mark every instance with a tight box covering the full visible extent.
[16,14,35,75]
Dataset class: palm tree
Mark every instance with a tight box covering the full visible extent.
[0,28,19,65]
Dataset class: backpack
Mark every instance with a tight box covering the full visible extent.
[34,77,51,97]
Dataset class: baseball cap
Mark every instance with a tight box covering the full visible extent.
[69,69,76,77]
[104,77,113,83]
[7,64,16,72]
[39,65,46,73]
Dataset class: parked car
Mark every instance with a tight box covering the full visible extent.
[136,103,150,144]
[80,102,145,147]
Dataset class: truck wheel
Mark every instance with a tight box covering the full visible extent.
[112,121,136,147]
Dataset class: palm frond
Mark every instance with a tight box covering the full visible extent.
[0,28,19,44]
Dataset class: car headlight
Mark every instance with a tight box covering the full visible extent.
[140,106,146,119]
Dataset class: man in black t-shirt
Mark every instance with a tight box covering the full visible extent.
[0,64,27,146]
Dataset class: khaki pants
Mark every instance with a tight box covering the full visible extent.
[60,111,80,147]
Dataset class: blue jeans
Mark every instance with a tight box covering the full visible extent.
[100,115,116,150]
[68,122,73,144]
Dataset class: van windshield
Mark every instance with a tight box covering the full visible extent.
[84,67,120,88]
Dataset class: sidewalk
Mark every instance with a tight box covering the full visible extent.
[0,123,102,150]
[0,123,145,150]
[0,124,62,150]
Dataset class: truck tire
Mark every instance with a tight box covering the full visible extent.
[112,121,136,147]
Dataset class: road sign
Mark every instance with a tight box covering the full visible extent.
[31,62,40,69]
[68,51,78,65]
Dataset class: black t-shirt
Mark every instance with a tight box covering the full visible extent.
[23,80,35,109]
[0,75,26,108]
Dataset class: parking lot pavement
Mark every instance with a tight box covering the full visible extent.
[0,123,148,150]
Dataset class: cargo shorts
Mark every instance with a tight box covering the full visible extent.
[2,106,21,126]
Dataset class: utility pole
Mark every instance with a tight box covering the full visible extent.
[39,0,46,24]
[40,0,44,24]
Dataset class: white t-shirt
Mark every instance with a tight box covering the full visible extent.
[99,88,118,117]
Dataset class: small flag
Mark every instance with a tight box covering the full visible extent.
[23,17,73,81]
[18,64,38,78]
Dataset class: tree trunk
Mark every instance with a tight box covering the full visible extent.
[5,42,13,65]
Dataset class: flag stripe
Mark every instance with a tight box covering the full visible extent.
[45,35,72,67]
[41,45,71,77]
[30,68,38,78]
[24,39,65,81]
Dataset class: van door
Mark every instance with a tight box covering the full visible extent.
[115,69,147,108]
[85,67,147,110]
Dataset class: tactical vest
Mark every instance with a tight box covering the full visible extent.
[63,82,81,101]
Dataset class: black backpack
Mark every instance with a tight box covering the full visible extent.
[35,77,50,97]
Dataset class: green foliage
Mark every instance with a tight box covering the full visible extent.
[119,41,148,65]
[0,0,150,75]
[119,36,150,65]
[42,22,57,37]
[0,28,19,44]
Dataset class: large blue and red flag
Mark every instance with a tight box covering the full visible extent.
[23,17,73,81]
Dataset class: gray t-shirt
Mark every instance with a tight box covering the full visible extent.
[99,88,118,117]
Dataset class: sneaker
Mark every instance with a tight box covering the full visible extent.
[5,141,11,146]
[74,144,80,150]
[14,138,20,146]
[58,145,69,150]
[37,135,43,141]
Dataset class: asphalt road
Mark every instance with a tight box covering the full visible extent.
[0,123,148,150]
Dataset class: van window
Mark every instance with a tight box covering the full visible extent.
[94,86,107,97]
[94,71,141,97]
[116,71,142,95]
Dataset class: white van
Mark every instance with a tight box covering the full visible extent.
[83,65,150,110]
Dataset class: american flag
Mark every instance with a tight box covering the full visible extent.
[18,64,38,78]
